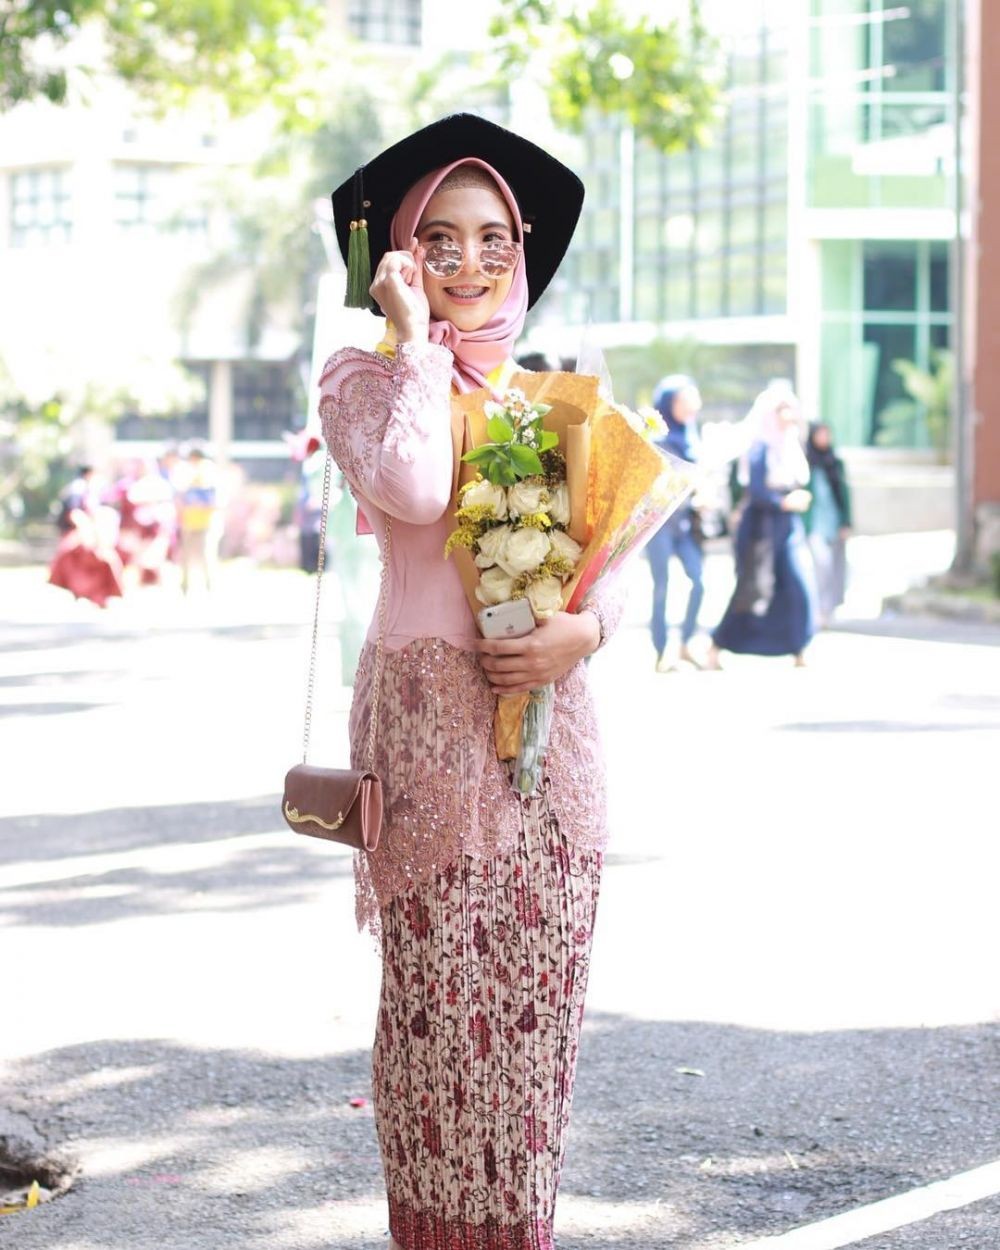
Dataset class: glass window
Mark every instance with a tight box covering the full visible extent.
[633,273,663,322]
[727,254,758,317]
[233,363,300,441]
[114,164,207,235]
[695,260,724,318]
[761,247,788,314]
[929,242,949,312]
[664,264,693,321]
[863,322,917,442]
[10,168,72,246]
[880,0,946,93]
[863,241,918,311]
[346,0,421,45]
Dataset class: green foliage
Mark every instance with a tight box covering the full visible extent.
[461,393,553,485]
[488,0,721,152]
[0,0,323,124]
[875,350,953,460]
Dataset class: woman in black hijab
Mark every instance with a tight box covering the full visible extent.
[804,422,852,626]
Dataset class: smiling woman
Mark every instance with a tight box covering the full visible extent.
[313,114,624,1250]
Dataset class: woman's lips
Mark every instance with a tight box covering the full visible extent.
[444,285,489,302]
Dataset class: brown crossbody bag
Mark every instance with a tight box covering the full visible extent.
[281,453,390,852]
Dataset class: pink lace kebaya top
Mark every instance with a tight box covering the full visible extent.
[318,341,624,936]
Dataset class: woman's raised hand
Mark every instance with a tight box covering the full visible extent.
[369,237,430,343]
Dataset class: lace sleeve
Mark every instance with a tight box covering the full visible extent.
[580,576,627,650]
[317,342,454,525]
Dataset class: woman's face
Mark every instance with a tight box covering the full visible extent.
[812,424,832,450]
[416,185,517,331]
[672,385,702,424]
[776,402,798,428]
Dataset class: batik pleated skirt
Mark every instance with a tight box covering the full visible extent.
[372,787,603,1250]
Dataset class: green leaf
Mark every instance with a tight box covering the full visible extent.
[537,429,559,452]
[487,415,514,443]
[462,445,497,464]
[509,444,544,477]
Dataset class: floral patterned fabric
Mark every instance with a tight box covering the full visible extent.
[349,638,612,940]
[374,790,602,1250]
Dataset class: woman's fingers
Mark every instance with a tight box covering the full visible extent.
[409,237,425,289]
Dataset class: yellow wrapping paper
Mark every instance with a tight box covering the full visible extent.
[447,372,695,761]
[448,371,601,761]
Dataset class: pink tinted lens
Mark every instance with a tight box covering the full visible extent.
[423,243,463,277]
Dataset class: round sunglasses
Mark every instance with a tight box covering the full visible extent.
[422,239,521,280]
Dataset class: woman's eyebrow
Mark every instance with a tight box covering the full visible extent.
[418,219,512,232]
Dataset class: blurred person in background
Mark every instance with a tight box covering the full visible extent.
[113,458,176,588]
[645,374,706,671]
[707,384,815,669]
[285,429,337,573]
[804,422,852,627]
[177,444,220,593]
[56,464,99,533]
[49,464,124,608]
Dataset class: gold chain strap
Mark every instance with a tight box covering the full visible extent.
[302,452,391,773]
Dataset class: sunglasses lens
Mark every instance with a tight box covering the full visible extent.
[423,243,462,278]
[479,243,518,276]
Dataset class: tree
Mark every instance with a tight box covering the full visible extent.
[0,0,322,122]
[487,0,721,153]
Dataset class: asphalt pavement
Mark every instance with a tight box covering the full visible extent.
[1,534,999,1250]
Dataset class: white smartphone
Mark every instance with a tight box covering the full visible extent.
[477,598,536,639]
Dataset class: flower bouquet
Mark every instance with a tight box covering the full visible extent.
[446,371,695,794]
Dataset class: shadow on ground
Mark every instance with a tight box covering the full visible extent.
[3,1017,998,1250]
[0,797,355,929]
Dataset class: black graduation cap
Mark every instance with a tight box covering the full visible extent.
[331,112,585,313]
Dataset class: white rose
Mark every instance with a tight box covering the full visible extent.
[496,527,551,577]
[547,482,571,526]
[462,478,508,519]
[475,566,515,605]
[549,528,582,568]
[526,575,564,619]
[474,524,512,569]
[507,480,548,517]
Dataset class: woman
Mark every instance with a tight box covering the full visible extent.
[320,114,622,1250]
[805,422,852,627]
[48,466,125,608]
[707,384,816,668]
[644,374,704,670]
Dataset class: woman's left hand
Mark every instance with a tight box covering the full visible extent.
[475,611,601,695]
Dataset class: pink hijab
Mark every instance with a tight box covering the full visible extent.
[389,157,529,394]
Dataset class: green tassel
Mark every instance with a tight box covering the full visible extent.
[346,218,371,309]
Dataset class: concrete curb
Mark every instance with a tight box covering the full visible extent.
[885,588,1000,625]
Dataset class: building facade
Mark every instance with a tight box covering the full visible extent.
[533,1,957,474]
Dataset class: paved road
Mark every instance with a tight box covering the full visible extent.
[1,540,999,1250]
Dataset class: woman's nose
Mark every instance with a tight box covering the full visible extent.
[458,244,481,277]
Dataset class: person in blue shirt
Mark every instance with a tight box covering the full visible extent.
[645,374,705,671]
